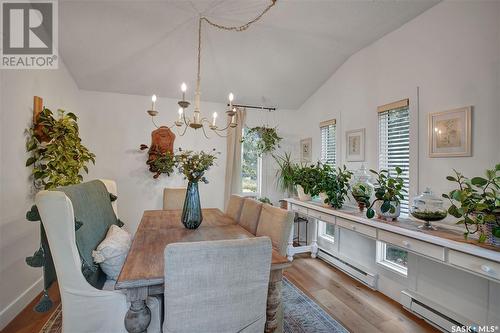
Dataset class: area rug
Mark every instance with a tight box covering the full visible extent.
[40,278,348,333]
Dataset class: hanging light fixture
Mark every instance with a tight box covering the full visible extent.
[145,0,277,138]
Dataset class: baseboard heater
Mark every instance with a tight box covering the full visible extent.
[318,249,378,289]
[401,290,479,332]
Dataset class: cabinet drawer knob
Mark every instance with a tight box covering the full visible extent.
[481,265,493,273]
[402,240,410,248]
[351,225,356,231]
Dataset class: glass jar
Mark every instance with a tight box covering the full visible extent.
[410,188,447,230]
[350,165,374,212]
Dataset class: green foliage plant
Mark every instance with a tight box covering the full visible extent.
[241,126,282,156]
[258,197,273,205]
[151,151,175,179]
[321,165,353,209]
[294,163,322,197]
[273,152,297,196]
[26,108,95,190]
[351,182,373,210]
[443,164,500,242]
[366,167,406,219]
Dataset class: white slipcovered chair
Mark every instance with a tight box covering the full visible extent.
[163,237,272,333]
[35,179,161,333]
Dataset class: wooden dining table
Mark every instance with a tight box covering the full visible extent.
[116,208,292,333]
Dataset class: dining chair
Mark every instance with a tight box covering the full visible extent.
[225,194,245,221]
[256,204,294,256]
[163,237,272,333]
[35,179,161,333]
[163,187,187,210]
[238,198,263,235]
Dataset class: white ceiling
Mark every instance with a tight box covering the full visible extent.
[59,0,439,109]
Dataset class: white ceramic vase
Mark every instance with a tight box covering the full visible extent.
[296,185,311,201]
[319,192,329,207]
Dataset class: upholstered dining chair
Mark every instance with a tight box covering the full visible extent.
[256,204,294,256]
[225,194,245,221]
[163,187,187,210]
[163,237,272,333]
[238,198,263,235]
[35,179,161,333]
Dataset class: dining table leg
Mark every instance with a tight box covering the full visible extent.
[265,269,284,333]
[124,287,151,333]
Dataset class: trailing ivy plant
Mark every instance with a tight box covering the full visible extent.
[26,108,95,190]
[241,126,282,156]
[319,165,353,209]
[443,165,500,242]
[366,167,406,219]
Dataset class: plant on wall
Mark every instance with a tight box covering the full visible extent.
[150,151,176,179]
[273,152,297,196]
[443,165,500,243]
[366,167,406,219]
[26,108,95,189]
[318,165,353,209]
[241,126,282,156]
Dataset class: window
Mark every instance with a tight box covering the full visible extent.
[376,241,408,276]
[241,128,261,195]
[320,119,336,166]
[378,100,410,214]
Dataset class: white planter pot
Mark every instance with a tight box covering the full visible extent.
[374,200,401,221]
[296,185,311,201]
[319,192,329,207]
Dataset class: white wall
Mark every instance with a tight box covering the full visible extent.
[0,62,81,328]
[295,0,500,325]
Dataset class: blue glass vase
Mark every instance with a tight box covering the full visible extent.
[181,181,203,229]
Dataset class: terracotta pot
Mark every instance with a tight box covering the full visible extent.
[374,200,400,221]
[296,185,311,201]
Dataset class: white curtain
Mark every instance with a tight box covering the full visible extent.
[224,108,246,209]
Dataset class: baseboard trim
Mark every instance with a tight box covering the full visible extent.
[0,276,43,330]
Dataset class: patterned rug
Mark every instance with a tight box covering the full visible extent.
[40,278,348,333]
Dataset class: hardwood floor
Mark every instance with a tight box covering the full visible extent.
[284,255,437,333]
[1,282,61,333]
[1,256,436,333]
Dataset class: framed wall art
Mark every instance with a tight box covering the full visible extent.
[346,128,365,162]
[428,106,472,157]
[300,137,312,162]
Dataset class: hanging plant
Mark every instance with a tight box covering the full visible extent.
[241,126,282,156]
[150,151,176,179]
[26,108,95,190]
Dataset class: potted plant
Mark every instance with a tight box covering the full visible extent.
[366,167,406,221]
[443,165,500,245]
[317,164,353,209]
[174,149,219,229]
[273,152,297,198]
[352,182,373,212]
[241,126,282,156]
[294,163,322,201]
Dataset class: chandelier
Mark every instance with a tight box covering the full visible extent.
[146,0,277,138]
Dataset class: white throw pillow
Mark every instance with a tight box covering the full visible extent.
[92,225,132,280]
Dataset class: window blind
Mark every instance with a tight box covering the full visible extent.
[320,120,336,166]
[378,106,410,214]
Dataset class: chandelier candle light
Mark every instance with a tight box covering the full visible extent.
[145,0,277,138]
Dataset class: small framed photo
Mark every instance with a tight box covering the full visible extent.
[346,128,365,162]
[300,138,312,162]
[428,106,472,157]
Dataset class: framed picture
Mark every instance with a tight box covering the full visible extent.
[300,138,312,162]
[428,106,472,157]
[346,128,365,162]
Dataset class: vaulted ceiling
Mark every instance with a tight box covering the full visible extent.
[59,0,439,109]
